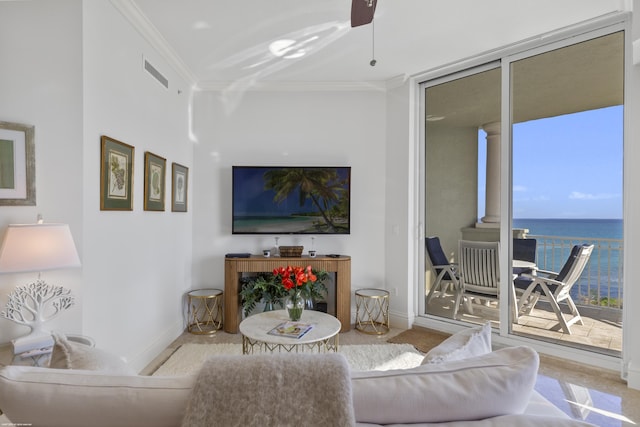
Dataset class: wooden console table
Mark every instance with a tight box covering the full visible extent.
[224,255,351,334]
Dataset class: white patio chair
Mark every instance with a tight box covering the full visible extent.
[513,244,594,334]
[425,236,460,304]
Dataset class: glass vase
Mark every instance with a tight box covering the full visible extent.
[263,301,275,312]
[285,291,305,321]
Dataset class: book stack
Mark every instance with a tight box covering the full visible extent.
[11,332,55,367]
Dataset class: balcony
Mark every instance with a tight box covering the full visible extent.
[426,234,623,357]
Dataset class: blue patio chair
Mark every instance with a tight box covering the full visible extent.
[513,238,537,275]
[425,237,460,304]
[513,244,594,334]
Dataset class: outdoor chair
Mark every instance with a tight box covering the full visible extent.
[513,244,594,334]
[425,237,460,304]
[513,238,537,275]
[456,240,504,318]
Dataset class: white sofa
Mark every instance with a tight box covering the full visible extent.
[0,326,597,426]
[0,346,595,427]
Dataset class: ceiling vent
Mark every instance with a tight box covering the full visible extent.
[143,57,169,89]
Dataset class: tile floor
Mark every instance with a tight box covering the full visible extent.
[427,294,622,356]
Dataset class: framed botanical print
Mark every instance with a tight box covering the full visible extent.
[171,163,188,212]
[0,121,35,206]
[144,151,166,211]
[100,135,134,210]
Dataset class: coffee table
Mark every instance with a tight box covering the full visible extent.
[239,310,341,354]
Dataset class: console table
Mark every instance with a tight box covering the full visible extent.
[224,255,351,333]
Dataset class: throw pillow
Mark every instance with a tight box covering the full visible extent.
[50,332,136,375]
[351,345,539,424]
[421,321,492,364]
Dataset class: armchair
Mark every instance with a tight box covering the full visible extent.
[513,244,594,334]
[513,238,537,275]
[425,237,460,304]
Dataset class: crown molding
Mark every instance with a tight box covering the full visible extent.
[109,0,198,86]
[385,74,412,90]
[110,1,403,93]
[197,80,388,92]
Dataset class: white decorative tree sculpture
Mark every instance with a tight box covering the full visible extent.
[0,280,75,335]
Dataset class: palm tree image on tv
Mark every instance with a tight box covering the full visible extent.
[232,166,350,234]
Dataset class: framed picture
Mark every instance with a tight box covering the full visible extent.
[171,162,188,212]
[100,135,134,210]
[144,151,166,211]
[0,121,36,206]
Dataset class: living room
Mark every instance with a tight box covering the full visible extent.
[1,0,640,404]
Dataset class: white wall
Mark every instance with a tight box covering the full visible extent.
[82,1,193,370]
[0,0,84,340]
[190,89,386,322]
[384,80,416,328]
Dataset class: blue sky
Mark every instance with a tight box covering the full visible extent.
[478,105,623,219]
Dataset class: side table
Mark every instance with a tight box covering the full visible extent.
[355,288,390,335]
[187,289,223,334]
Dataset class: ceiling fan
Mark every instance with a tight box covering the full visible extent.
[351,0,377,28]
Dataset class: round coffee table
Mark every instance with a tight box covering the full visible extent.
[239,310,341,354]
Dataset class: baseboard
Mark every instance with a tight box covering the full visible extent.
[126,320,184,373]
[626,360,640,390]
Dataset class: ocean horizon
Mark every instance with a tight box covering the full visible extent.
[513,218,622,240]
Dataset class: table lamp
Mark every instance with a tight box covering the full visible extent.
[0,218,81,336]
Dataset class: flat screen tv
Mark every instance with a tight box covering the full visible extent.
[232,166,351,235]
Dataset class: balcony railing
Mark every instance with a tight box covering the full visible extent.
[526,234,623,309]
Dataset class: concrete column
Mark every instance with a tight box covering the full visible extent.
[481,122,501,224]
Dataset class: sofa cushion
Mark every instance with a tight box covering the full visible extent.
[422,322,492,364]
[0,365,195,427]
[49,332,136,375]
[351,346,539,425]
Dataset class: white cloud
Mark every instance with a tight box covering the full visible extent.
[513,185,527,192]
[569,191,619,200]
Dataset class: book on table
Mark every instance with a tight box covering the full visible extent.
[268,321,314,339]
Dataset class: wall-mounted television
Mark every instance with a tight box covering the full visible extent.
[232,166,351,235]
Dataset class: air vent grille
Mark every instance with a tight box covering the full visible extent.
[143,58,169,89]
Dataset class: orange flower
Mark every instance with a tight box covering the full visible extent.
[273,265,317,293]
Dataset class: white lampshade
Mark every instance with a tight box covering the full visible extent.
[0,223,81,273]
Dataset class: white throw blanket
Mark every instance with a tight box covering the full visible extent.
[181,353,356,427]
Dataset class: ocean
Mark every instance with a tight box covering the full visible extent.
[513,218,622,240]
[513,218,623,303]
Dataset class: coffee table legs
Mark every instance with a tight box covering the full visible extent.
[242,335,339,354]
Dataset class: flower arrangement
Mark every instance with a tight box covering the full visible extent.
[273,265,317,321]
[273,265,317,293]
[240,266,328,317]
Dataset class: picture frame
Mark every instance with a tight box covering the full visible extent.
[144,151,166,211]
[0,121,36,206]
[171,162,188,212]
[100,135,135,211]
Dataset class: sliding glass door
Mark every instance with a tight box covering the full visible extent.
[421,26,624,358]
[508,32,623,355]
[423,64,501,321]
